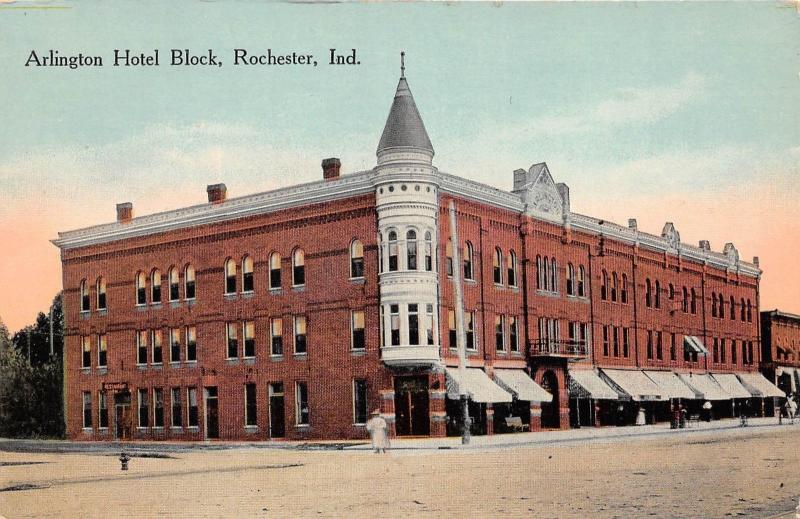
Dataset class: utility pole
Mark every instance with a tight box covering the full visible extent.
[448,200,471,445]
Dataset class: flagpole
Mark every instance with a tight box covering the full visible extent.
[448,200,471,445]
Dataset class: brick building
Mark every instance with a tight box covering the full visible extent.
[54,69,784,441]
[761,310,800,404]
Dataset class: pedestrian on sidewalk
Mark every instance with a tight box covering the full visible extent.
[789,396,797,424]
[702,400,712,422]
[635,406,646,426]
[366,409,390,454]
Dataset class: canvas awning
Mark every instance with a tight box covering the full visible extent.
[643,371,698,400]
[676,373,730,401]
[600,369,665,401]
[684,336,709,355]
[737,372,785,398]
[568,369,621,400]
[493,369,552,403]
[710,373,752,399]
[445,368,512,403]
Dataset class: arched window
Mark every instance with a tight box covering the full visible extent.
[621,274,628,304]
[463,242,474,281]
[712,292,717,317]
[611,272,618,302]
[493,247,503,285]
[601,270,608,300]
[566,263,575,296]
[406,230,418,270]
[645,279,652,307]
[578,266,586,297]
[655,280,661,309]
[536,256,543,290]
[224,259,237,294]
[507,250,517,287]
[184,265,196,300]
[292,248,305,286]
[424,231,433,272]
[388,231,398,272]
[740,298,746,321]
[669,283,675,301]
[269,253,281,289]
[691,288,698,314]
[168,267,179,301]
[136,271,147,305]
[543,257,550,291]
[242,255,254,292]
[550,258,558,292]
[445,238,454,276]
[718,293,725,317]
[682,286,688,313]
[350,240,364,278]
[747,299,752,322]
[80,279,90,312]
[96,277,107,310]
[151,269,162,304]
[729,296,735,320]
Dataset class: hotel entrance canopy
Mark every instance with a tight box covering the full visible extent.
[568,369,620,400]
[445,368,512,403]
[493,369,552,403]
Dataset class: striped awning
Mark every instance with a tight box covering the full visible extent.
[676,373,730,401]
[569,369,620,400]
[684,336,709,355]
[600,369,666,401]
[445,368,512,403]
[493,369,552,403]
[644,371,698,400]
[710,373,752,399]
[737,372,785,398]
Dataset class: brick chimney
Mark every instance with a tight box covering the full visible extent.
[628,218,638,230]
[116,202,133,223]
[322,158,341,180]
[699,240,711,251]
[207,183,227,204]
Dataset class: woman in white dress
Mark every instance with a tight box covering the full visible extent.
[366,409,390,453]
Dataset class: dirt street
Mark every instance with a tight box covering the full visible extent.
[1,427,799,518]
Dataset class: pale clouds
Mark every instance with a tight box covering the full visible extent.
[524,72,706,136]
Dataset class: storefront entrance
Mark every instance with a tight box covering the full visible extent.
[269,383,285,439]
[539,371,560,429]
[113,390,131,440]
[394,376,430,436]
[204,387,219,439]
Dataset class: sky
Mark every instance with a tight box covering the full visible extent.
[0,2,798,333]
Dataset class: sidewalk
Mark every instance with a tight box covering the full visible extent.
[0,416,795,455]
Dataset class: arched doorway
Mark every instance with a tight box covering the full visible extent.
[539,370,560,429]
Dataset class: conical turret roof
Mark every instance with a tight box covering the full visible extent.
[377,77,434,155]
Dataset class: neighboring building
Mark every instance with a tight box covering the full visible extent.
[760,310,800,401]
[54,67,783,441]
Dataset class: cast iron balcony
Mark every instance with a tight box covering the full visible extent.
[529,339,588,360]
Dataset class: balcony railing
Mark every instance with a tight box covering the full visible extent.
[530,339,588,358]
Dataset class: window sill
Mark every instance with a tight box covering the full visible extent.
[187,426,200,430]
[291,285,306,292]
[464,279,477,285]
[244,425,259,431]
[349,277,366,284]
[152,426,165,430]
[224,293,238,300]
[98,309,108,316]
[80,310,91,315]
[170,427,184,432]
[353,423,366,427]
[98,427,109,431]
[97,367,108,374]
[241,291,254,299]
[244,358,256,365]
[294,424,310,429]
[151,302,162,308]
[82,427,93,433]
[270,355,284,361]
[81,367,91,373]
[268,287,282,293]
[186,360,198,365]
[293,353,308,359]
[136,363,147,370]
[350,349,367,356]
[225,358,240,365]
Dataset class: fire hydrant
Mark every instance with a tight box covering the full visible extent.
[119,450,130,471]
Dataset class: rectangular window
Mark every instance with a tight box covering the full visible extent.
[185,268,196,300]
[243,268,254,293]
[742,341,748,365]
[138,388,149,427]
[602,326,609,357]
[647,330,654,360]
[748,341,754,365]
[170,328,181,363]
[226,322,238,359]
[170,275,179,301]
[731,339,737,364]
[623,328,630,358]
[656,331,663,360]
[466,312,475,350]
[171,387,182,428]
[390,305,400,346]
[99,390,108,429]
[613,327,620,357]
[186,326,197,362]
[495,315,505,352]
[152,329,163,364]
[153,388,164,427]
[720,338,726,364]
[245,383,257,426]
[448,310,457,349]
[426,304,435,346]
[270,256,281,289]
[82,391,92,429]
[295,382,310,425]
[98,334,107,367]
[243,321,255,358]
[510,316,519,353]
[670,333,677,361]
[713,338,719,364]
[137,330,148,365]
[187,387,199,427]
[408,304,419,346]
[351,311,365,350]
[294,316,307,355]
[271,318,283,355]
[82,336,91,368]
[353,379,368,425]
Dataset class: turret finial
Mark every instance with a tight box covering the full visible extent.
[400,51,405,78]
